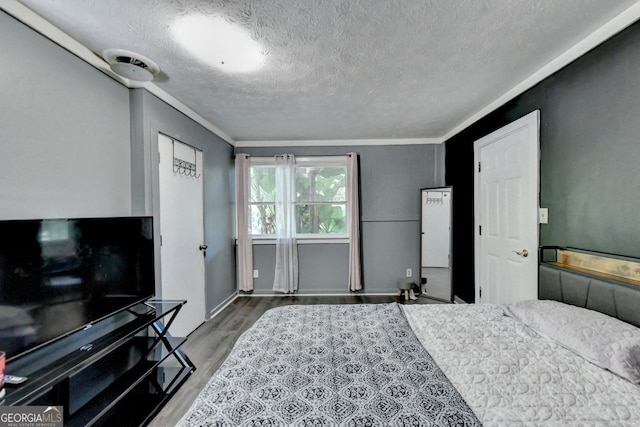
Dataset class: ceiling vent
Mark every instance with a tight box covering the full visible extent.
[103,49,160,82]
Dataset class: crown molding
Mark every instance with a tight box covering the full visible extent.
[5,0,639,148]
[441,1,640,142]
[235,138,442,147]
[0,0,235,145]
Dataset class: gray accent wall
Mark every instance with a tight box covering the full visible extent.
[537,30,640,253]
[0,11,131,220]
[444,21,640,302]
[1,10,237,318]
[239,144,444,293]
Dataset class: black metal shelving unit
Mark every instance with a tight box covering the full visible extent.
[2,300,195,426]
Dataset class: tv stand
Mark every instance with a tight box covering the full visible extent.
[3,300,195,427]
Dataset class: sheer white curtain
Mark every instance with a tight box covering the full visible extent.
[235,153,253,292]
[347,153,362,291]
[273,154,298,293]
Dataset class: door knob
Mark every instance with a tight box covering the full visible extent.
[513,249,529,258]
[199,244,208,251]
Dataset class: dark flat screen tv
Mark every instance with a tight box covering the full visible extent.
[0,216,155,362]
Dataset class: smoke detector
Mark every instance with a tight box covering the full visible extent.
[103,49,160,82]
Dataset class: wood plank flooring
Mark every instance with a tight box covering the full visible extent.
[148,293,441,426]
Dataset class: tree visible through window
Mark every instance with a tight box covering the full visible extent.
[249,166,276,235]
[295,166,346,235]
[248,158,348,237]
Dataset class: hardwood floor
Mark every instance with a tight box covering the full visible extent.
[148,293,441,426]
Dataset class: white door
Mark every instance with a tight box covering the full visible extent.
[474,111,539,304]
[158,134,206,337]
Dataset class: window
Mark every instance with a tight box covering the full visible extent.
[295,164,346,236]
[249,165,276,235]
[248,157,348,239]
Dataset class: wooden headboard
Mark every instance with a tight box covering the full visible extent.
[539,248,640,328]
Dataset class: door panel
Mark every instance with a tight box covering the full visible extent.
[474,111,539,304]
[506,178,522,239]
[486,253,500,303]
[158,134,205,337]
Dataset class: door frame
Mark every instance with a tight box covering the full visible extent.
[152,132,207,319]
[473,110,540,303]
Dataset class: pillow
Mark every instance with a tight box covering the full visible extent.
[504,299,640,385]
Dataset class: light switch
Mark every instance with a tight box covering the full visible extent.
[539,208,549,224]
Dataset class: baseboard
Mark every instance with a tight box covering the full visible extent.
[237,292,398,297]
[204,290,422,324]
[207,292,239,320]
[453,295,468,304]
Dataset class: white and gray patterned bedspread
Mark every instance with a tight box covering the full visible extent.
[403,304,640,426]
[178,303,481,426]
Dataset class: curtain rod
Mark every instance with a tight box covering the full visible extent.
[234,153,353,158]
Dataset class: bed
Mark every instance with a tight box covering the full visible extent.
[177,265,640,426]
[404,302,640,425]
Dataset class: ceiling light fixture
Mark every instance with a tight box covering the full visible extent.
[172,15,265,73]
[103,49,160,82]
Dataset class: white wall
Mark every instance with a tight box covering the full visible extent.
[0,10,131,220]
[0,10,238,316]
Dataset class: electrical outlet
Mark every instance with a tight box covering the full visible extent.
[406,268,412,277]
[253,270,259,278]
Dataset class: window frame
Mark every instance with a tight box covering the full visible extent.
[246,156,350,243]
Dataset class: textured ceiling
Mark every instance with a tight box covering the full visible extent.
[13,0,640,143]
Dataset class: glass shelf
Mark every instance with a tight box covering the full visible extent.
[1,299,195,426]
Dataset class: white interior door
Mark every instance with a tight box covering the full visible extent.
[474,111,539,304]
[158,134,205,337]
